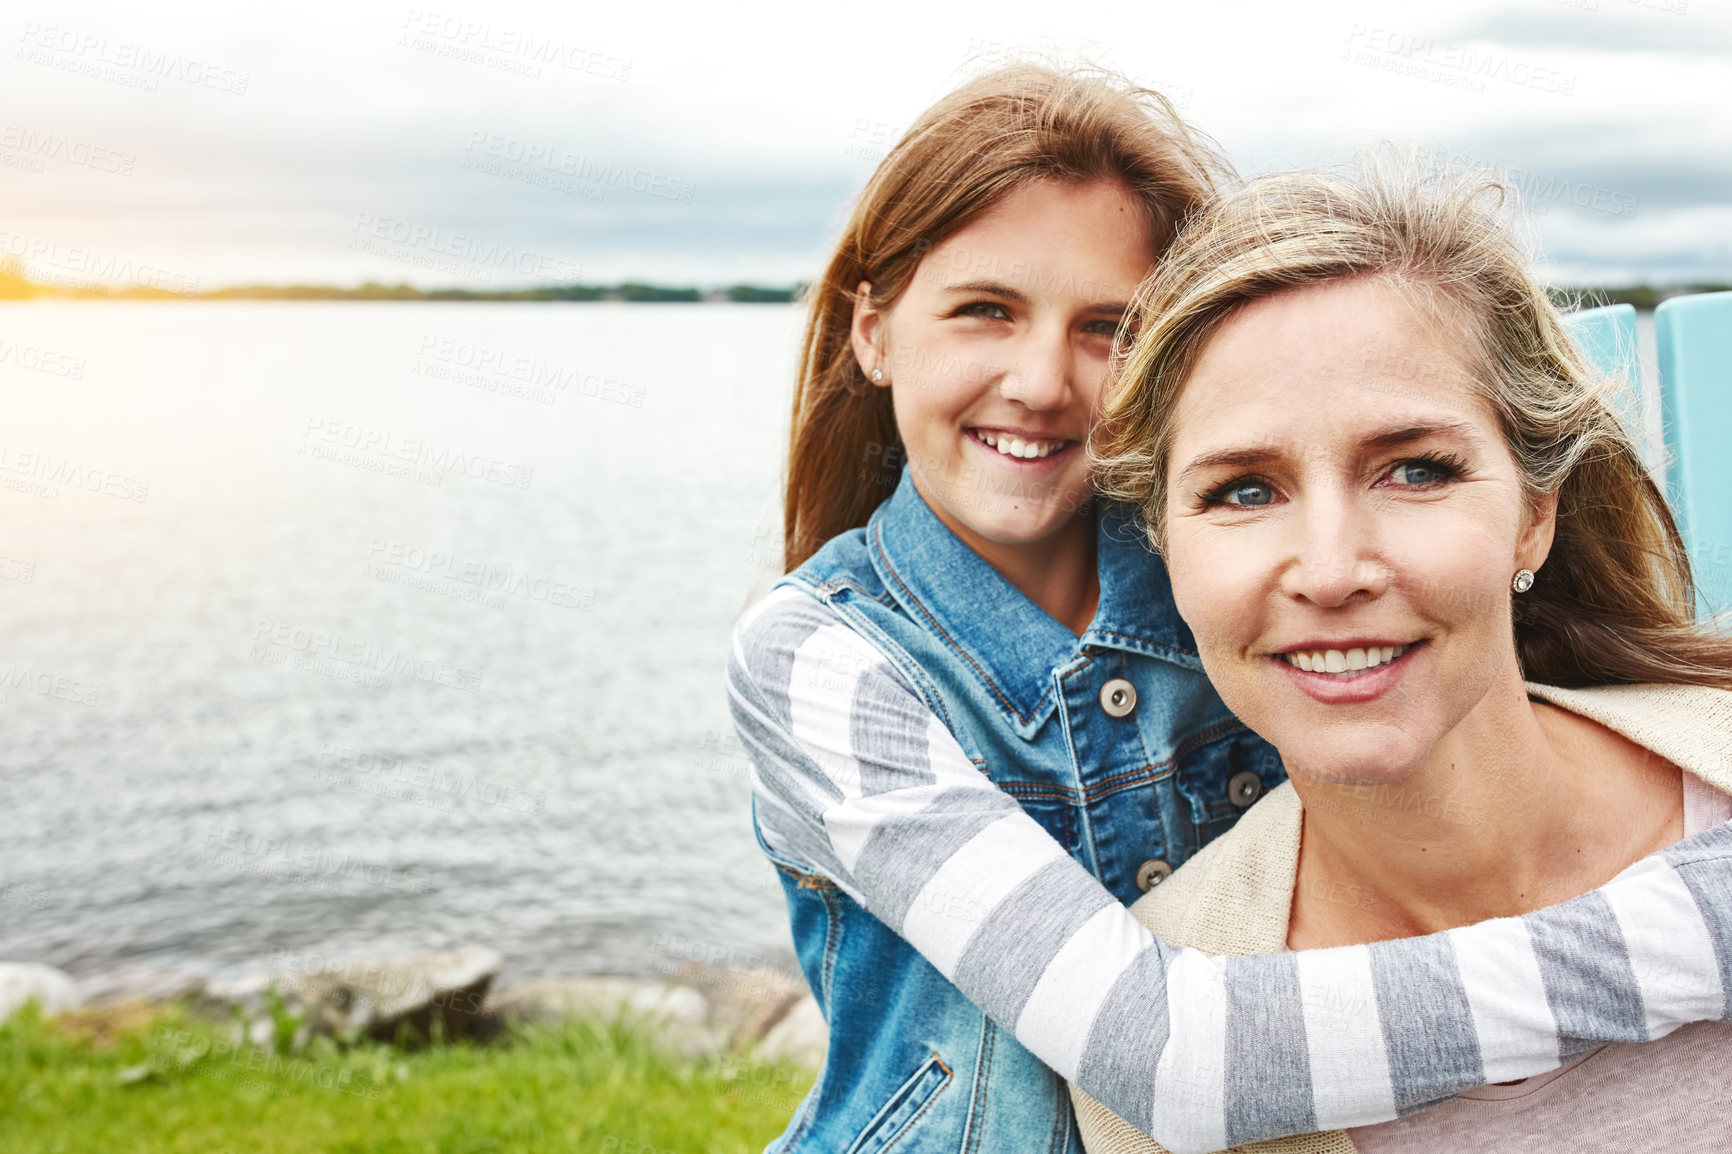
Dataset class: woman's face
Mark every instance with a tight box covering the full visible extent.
[1163,277,1556,785]
[853,178,1153,551]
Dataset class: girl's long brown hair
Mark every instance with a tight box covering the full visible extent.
[781,63,1229,571]
[1094,155,1732,689]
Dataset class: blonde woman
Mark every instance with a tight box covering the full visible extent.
[1073,160,1732,1153]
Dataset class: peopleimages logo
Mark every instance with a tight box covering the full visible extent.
[412,336,646,408]
[365,540,595,610]
[0,663,101,707]
[1343,24,1577,97]
[0,123,135,175]
[300,417,535,489]
[149,1026,381,1098]
[15,23,250,94]
[462,132,694,203]
[348,213,582,284]
[314,743,547,815]
[1412,146,1640,220]
[0,336,86,379]
[0,443,149,502]
[0,228,200,296]
[398,10,632,81]
[251,618,486,695]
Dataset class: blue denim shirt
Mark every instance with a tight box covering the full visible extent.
[755,471,1283,1152]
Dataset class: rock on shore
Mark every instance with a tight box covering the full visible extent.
[490,976,715,1055]
[277,945,502,1046]
[1,950,828,1069]
[0,963,80,1020]
[485,959,829,1065]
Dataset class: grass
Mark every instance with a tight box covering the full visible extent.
[0,1000,814,1154]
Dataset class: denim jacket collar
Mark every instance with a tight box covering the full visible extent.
[866,469,1201,734]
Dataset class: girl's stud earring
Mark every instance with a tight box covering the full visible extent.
[871,368,884,382]
[1512,568,1535,594]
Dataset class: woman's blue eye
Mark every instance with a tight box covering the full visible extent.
[1391,461,1444,486]
[961,302,1010,320]
[1224,482,1274,506]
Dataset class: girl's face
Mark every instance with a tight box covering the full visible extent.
[1162,277,1556,785]
[853,178,1154,551]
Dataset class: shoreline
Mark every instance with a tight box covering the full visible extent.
[3,945,826,1069]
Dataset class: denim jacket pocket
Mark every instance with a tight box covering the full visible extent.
[843,1051,954,1154]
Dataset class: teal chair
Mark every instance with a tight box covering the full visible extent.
[1562,303,1653,470]
[1657,291,1732,616]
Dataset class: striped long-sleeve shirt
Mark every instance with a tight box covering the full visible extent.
[727,586,1732,1154]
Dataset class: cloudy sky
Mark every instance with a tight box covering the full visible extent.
[4,0,1730,291]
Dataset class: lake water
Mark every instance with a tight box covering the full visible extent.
[0,302,1676,997]
[0,302,803,992]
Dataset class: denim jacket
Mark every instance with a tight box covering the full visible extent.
[752,471,1283,1152]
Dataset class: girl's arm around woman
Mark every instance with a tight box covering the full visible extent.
[729,586,1732,1154]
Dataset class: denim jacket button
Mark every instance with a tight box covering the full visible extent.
[1135,859,1172,892]
[1099,678,1138,718]
[1228,770,1264,808]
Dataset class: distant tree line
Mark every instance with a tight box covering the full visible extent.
[1,259,1721,308]
[0,261,804,303]
[1547,285,1731,311]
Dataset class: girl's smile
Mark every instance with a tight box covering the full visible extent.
[965,426,1078,465]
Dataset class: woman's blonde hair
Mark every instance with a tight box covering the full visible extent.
[1094,154,1732,689]
[781,62,1230,570]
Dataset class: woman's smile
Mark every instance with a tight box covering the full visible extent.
[1269,640,1425,705]
[1278,642,1413,674]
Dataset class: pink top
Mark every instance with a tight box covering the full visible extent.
[1350,772,1732,1153]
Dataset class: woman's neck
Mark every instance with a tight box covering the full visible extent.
[1286,675,1684,949]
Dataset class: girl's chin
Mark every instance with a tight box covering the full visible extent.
[951,506,1085,547]
[926,487,1091,547]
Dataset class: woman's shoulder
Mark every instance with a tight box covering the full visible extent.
[1127,782,1304,955]
[1527,681,1732,793]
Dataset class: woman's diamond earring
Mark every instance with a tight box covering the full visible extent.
[1512,569,1535,594]
[871,368,884,382]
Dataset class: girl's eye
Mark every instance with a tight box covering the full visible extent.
[958,302,1011,321]
[1083,318,1124,338]
[1220,481,1275,507]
